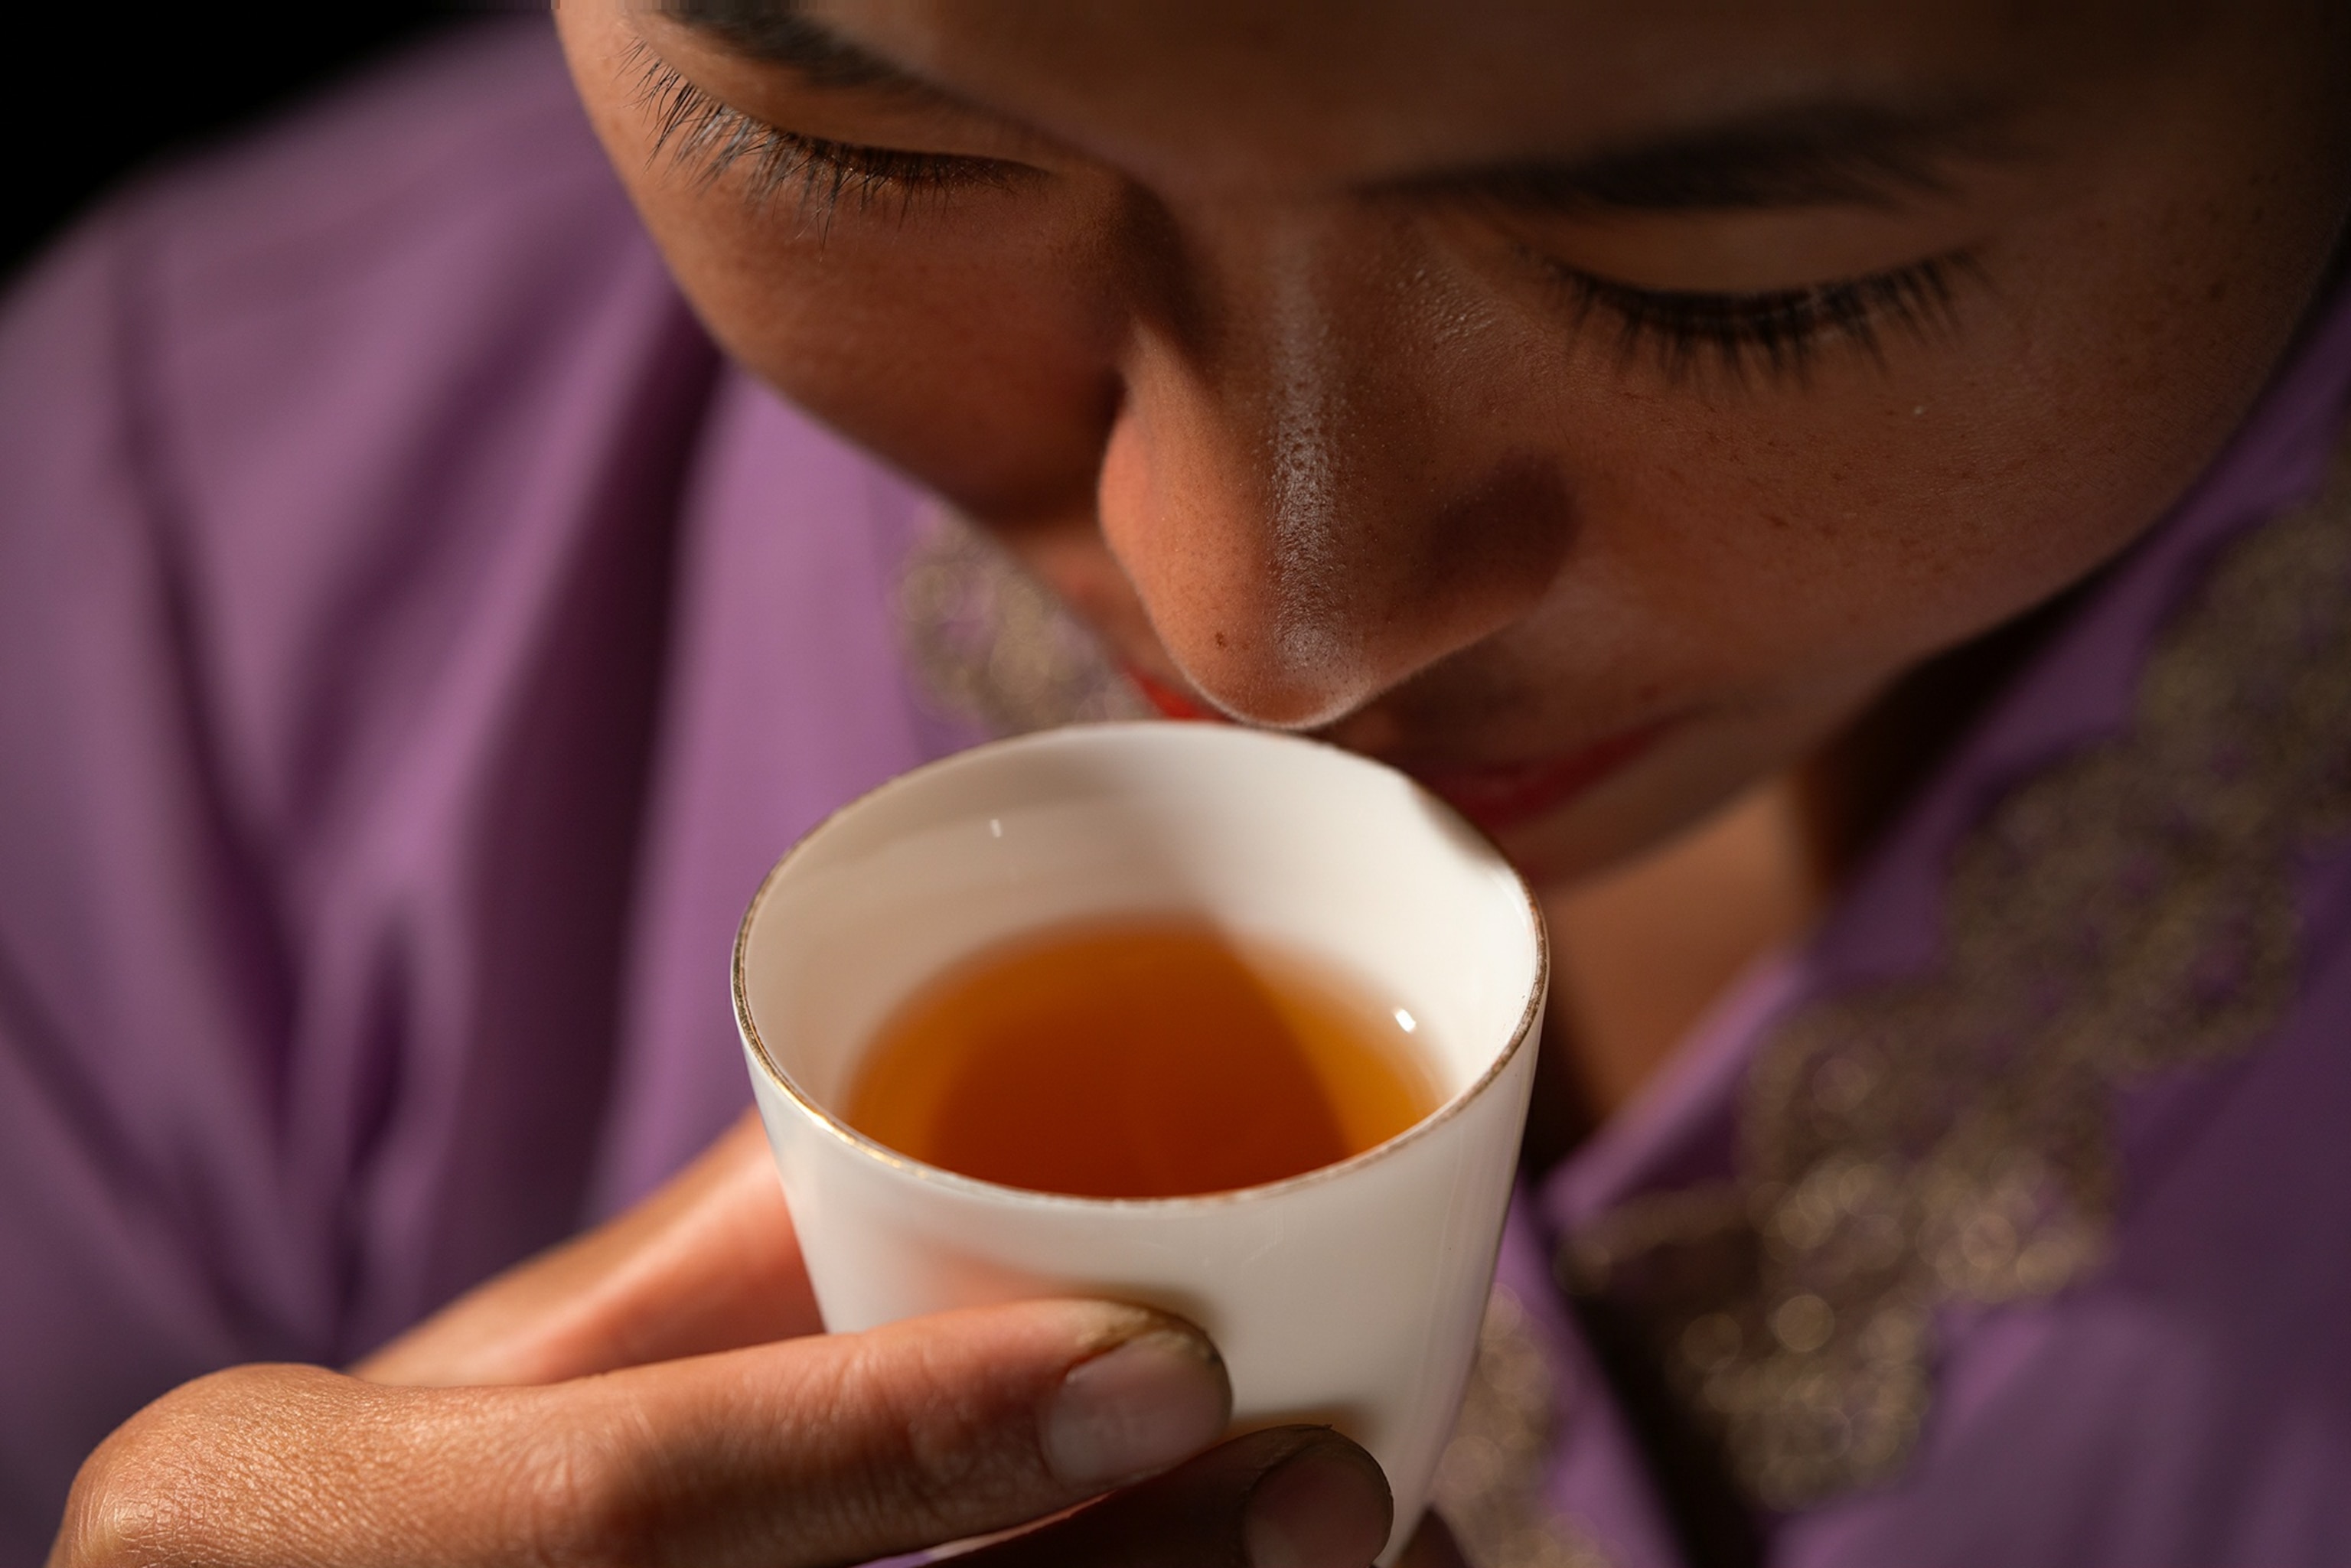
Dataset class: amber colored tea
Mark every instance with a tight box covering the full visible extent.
[842,916,1441,1198]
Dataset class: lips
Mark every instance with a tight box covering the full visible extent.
[1399,724,1668,833]
[1127,663,1667,835]
[1128,667,1223,723]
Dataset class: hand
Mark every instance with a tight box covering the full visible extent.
[51,1113,1461,1567]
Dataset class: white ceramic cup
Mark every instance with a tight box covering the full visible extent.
[733,722,1547,1561]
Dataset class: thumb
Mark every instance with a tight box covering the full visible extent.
[58,1300,1231,1568]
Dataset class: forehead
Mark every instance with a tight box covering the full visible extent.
[795,0,2147,185]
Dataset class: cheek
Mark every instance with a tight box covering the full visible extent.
[674,210,1121,513]
[1547,406,2136,715]
[559,28,1121,517]
[1554,230,2321,693]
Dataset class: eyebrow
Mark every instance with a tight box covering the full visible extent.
[657,0,930,93]
[1392,101,2012,214]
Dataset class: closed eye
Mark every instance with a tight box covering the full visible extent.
[626,42,1034,227]
[1534,247,1983,382]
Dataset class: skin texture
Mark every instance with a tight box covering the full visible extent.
[563,0,2350,892]
[53,2,2351,1563]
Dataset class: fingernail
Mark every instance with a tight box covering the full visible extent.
[1043,1328,1230,1488]
[1244,1443,1394,1568]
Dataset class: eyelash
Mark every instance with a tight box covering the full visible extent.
[627,45,1021,223]
[627,44,1971,383]
[1537,249,1980,381]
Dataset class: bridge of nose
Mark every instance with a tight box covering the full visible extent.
[1096,212,1576,728]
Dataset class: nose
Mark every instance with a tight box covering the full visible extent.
[1095,214,1573,729]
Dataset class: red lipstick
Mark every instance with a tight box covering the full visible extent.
[1125,665,1665,833]
[1129,667,1222,723]
[1400,725,1668,833]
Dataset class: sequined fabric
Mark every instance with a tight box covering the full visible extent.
[895,504,1149,734]
[1561,452,2351,1511]
[1435,1284,1619,1568]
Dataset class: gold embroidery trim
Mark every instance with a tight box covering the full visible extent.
[1436,1284,1619,1568]
[1564,452,2351,1510]
[895,503,1148,735]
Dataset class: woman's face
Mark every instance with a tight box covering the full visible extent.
[559,0,2350,885]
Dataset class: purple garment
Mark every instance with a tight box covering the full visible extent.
[6,16,2351,1567]
[0,21,971,1553]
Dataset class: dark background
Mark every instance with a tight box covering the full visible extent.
[4,8,466,282]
